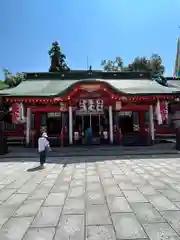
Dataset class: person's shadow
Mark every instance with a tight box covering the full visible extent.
[27,166,44,172]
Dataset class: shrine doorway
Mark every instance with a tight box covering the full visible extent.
[73,113,109,144]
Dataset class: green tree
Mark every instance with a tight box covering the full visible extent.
[101,57,123,71]
[127,54,165,84]
[49,41,70,72]
[2,69,24,88]
[127,57,150,72]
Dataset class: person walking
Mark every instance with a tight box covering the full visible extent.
[38,132,50,168]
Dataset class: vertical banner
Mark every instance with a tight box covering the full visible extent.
[160,101,168,122]
[12,103,25,124]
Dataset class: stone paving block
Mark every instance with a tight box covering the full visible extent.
[99,172,112,178]
[14,199,44,217]
[23,227,55,240]
[0,217,33,240]
[0,178,15,185]
[160,189,180,201]
[6,180,27,189]
[101,178,117,186]
[131,178,147,187]
[103,186,123,197]
[143,222,180,240]
[112,174,128,181]
[86,205,111,225]
[138,185,159,196]
[68,187,85,198]
[63,198,85,214]
[147,195,178,211]
[51,184,69,193]
[73,173,85,180]
[0,189,16,202]
[86,225,116,240]
[134,168,146,174]
[148,180,170,189]
[123,190,148,203]
[44,192,66,206]
[45,174,59,180]
[130,202,165,223]
[86,190,105,205]
[86,183,103,191]
[161,210,180,235]
[86,171,97,176]
[54,214,84,240]
[118,182,138,190]
[107,196,133,213]
[39,180,56,188]
[60,176,72,183]
[0,207,17,228]
[70,179,85,187]
[112,213,147,239]
[139,174,155,181]
[17,184,38,194]
[32,206,62,227]
[28,187,50,200]
[3,194,28,207]
[87,176,100,183]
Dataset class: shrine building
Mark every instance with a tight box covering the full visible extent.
[0,70,179,147]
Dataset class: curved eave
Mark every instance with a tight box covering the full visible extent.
[0,78,179,98]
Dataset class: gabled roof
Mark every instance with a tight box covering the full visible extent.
[0,77,178,97]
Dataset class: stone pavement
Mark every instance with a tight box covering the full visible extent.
[0,157,180,239]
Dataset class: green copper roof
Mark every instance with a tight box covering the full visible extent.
[0,78,178,97]
[0,79,79,97]
[103,79,177,95]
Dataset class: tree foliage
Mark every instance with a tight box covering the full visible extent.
[2,69,25,88]
[101,54,165,84]
[127,54,164,75]
[101,57,123,72]
[49,41,70,72]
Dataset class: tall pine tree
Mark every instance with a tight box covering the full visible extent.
[49,41,70,72]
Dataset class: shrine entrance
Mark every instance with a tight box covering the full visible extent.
[73,99,110,144]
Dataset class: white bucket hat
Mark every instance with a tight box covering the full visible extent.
[42,132,48,138]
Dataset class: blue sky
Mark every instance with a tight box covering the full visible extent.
[0,0,180,79]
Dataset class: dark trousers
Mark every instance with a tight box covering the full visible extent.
[39,150,46,165]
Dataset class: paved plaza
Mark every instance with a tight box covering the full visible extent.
[0,156,180,239]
